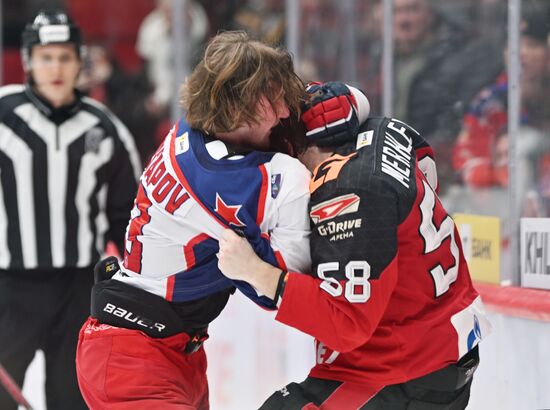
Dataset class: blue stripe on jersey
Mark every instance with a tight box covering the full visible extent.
[170,119,283,308]
[170,238,277,309]
[172,237,230,301]
[174,119,274,232]
[172,262,232,300]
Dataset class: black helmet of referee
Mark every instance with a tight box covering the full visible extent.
[21,9,83,71]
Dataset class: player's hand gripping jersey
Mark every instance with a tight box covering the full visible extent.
[113,118,311,314]
[276,117,491,388]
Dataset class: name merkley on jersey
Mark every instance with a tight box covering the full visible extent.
[380,120,414,188]
[142,149,190,214]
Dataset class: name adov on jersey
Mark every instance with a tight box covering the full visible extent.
[380,120,413,188]
[142,150,190,214]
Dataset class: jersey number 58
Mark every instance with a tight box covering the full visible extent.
[317,261,371,303]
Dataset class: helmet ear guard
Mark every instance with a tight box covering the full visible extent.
[20,9,83,72]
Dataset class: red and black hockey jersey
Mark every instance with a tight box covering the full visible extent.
[276,117,491,390]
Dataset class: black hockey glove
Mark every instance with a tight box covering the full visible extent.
[93,256,120,283]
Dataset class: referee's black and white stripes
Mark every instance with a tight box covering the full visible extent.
[0,84,141,270]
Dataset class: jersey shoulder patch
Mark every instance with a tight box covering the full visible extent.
[310,152,357,194]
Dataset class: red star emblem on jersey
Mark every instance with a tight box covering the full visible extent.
[215,193,246,227]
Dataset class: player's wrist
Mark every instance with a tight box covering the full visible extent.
[253,263,284,300]
[274,270,288,308]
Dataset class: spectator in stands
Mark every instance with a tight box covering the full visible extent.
[452,9,550,215]
[230,0,321,86]
[355,0,384,115]
[428,0,505,42]
[392,0,501,190]
[136,0,209,117]
[199,0,247,38]
[393,0,464,139]
[230,0,286,45]
[299,0,348,81]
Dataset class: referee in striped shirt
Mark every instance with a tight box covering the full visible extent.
[0,10,141,409]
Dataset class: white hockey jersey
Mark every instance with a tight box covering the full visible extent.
[113,118,311,309]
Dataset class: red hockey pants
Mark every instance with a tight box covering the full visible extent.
[76,317,209,409]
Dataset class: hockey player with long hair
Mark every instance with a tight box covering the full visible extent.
[76,31,311,409]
